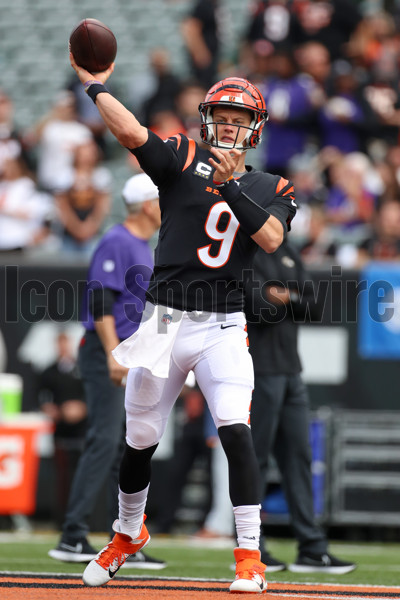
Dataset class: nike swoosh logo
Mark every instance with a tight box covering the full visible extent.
[108,568,118,578]
[60,542,83,552]
[220,324,237,329]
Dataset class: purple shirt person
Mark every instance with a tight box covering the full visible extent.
[318,95,364,153]
[318,60,367,153]
[82,224,154,341]
[261,51,318,176]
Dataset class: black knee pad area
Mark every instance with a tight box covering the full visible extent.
[218,424,259,506]
[218,423,254,461]
[119,443,158,494]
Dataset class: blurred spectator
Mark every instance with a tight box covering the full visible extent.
[295,41,331,90]
[142,49,183,127]
[0,89,30,179]
[127,48,182,126]
[290,0,362,60]
[356,198,400,266]
[347,11,398,76]
[26,91,93,194]
[67,74,109,158]
[245,0,292,51]
[360,69,400,148]
[175,81,208,142]
[128,81,207,171]
[346,11,400,148]
[288,153,327,206]
[38,331,87,526]
[294,41,331,145]
[323,150,382,234]
[55,140,111,257]
[181,0,228,88]
[261,48,319,177]
[0,156,54,253]
[374,155,400,202]
[148,109,186,140]
[299,202,338,265]
[237,39,275,87]
[318,59,371,153]
[383,145,400,196]
[285,153,329,245]
[245,0,361,60]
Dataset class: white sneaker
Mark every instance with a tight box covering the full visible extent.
[83,517,150,587]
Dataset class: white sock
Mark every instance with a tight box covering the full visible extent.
[118,484,149,539]
[233,504,261,551]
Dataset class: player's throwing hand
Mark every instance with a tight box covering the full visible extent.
[209,147,241,185]
[69,51,115,86]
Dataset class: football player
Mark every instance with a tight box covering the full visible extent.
[71,51,296,594]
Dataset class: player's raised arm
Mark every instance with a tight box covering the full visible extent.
[69,53,148,150]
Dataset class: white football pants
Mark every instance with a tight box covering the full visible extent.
[124,306,254,450]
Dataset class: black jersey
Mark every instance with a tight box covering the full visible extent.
[131,131,296,313]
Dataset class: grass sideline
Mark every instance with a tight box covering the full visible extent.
[0,532,399,586]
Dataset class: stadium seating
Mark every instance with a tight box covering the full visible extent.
[2,0,248,128]
[1,0,248,210]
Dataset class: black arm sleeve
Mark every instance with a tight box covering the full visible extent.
[218,179,271,236]
[90,287,118,321]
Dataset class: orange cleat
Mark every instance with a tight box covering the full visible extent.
[83,516,150,586]
[229,547,267,593]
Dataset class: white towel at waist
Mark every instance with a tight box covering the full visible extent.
[112,302,183,378]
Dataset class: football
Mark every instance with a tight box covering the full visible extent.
[69,18,117,73]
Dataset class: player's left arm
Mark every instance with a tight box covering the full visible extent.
[210,148,296,253]
[251,214,286,253]
[214,176,297,253]
[252,177,297,252]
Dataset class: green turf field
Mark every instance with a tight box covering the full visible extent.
[0,532,399,586]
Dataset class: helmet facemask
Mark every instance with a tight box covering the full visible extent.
[202,105,260,151]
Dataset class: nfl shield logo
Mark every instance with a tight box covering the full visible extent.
[162,313,172,325]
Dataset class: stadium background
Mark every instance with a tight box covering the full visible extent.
[0,0,400,541]
[0,0,249,213]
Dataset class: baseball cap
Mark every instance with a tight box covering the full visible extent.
[122,173,159,205]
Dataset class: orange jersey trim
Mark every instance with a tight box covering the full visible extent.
[182,138,196,172]
[275,176,289,194]
[283,185,294,196]
[168,134,182,149]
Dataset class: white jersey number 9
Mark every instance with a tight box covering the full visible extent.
[197,201,240,268]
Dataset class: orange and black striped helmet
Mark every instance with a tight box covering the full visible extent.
[198,77,269,150]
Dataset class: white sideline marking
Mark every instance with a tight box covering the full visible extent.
[2,572,400,590]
